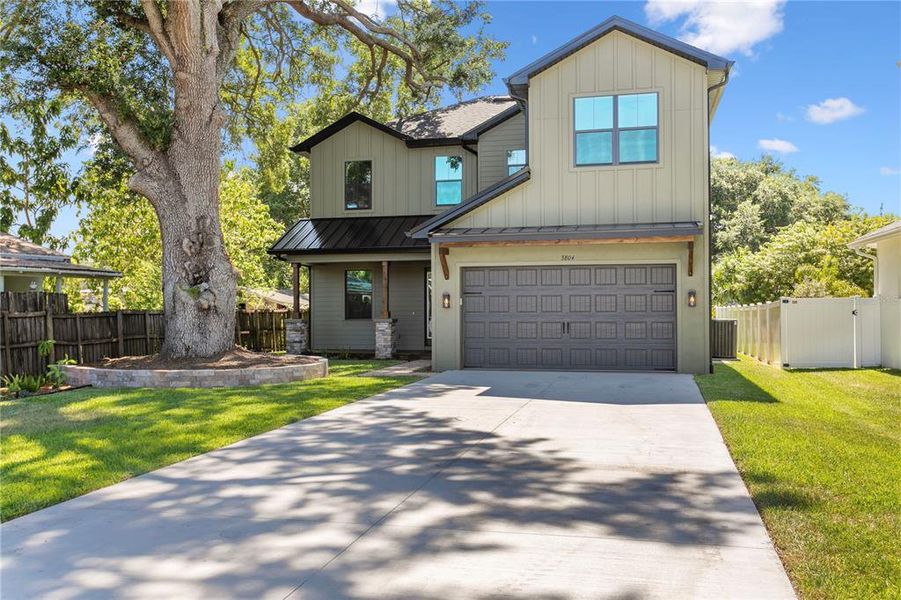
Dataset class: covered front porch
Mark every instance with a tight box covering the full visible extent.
[268,215,434,359]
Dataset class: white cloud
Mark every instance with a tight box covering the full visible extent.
[758,138,798,153]
[645,0,785,57]
[880,167,901,176]
[354,0,397,18]
[805,97,865,124]
[710,145,736,159]
[531,34,538,45]
[776,111,794,122]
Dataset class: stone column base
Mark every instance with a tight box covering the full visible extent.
[374,318,398,359]
[286,318,309,355]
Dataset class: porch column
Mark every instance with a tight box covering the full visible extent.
[55,276,63,293]
[374,260,397,359]
[286,262,308,355]
[292,263,301,319]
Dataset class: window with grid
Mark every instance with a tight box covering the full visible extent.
[574,93,658,166]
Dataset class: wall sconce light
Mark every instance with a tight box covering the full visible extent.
[29,280,38,291]
[442,292,451,309]
[687,289,697,307]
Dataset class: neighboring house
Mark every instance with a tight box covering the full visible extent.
[241,288,310,312]
[849,220,901,369]
[0,233,121,310]
[270,16,733,373]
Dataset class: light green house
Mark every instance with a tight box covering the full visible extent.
[270,16,733,374]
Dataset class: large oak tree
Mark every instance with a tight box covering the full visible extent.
[0,0,504,357]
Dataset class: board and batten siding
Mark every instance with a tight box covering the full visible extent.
[451,30,710,229]
[476,112,526,191]
[310,261,429,352]
[310,121,477,218]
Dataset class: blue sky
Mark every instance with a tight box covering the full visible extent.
[34,1,901,240]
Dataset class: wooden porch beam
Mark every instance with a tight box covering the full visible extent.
[437,235,696,248]
[438,246,450,280]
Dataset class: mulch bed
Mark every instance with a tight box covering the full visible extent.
[91,348,318,370]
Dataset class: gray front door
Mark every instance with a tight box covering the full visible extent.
[462,264,676,371]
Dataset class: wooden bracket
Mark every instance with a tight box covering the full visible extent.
[687,241,694,277]
[438,246,450,280]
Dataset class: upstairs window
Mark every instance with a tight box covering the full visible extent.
[345,160,372,210]
[345,270,373,319]
[506,149,527,175]
[435,156,463,206]
[574,93,658,166]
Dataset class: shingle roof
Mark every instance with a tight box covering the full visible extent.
[389,96,519,140]
[269,215,433,256]
[0,232,121,278]
[0,232,66,257]
[291,96,521,154]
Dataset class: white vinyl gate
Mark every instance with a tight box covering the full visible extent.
[716,297,882,369]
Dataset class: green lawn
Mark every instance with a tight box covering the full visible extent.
[0,360,415,522]
[695,357,901,599]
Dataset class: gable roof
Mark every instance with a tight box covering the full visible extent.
[390,96,519,140]
[407,167,532,239]
[848,219,901,249]
[504,15,733,98]
[0,232,121,279]
[291,96,520,155]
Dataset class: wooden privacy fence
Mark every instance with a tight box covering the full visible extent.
[1,310,289,377]
[710,319,737,359]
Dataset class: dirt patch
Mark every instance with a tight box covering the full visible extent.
[91,348,318,370]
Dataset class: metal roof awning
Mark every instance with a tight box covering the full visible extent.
[429,221,704,245]
[269,215,433,257]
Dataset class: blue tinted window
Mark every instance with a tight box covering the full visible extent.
[435,156,463,205]
[619,129,658,163]
[506,149,526,175]
[574,96,613,131]
[436,181,462,206]
[575,131,613,165]
[618,93,658,128]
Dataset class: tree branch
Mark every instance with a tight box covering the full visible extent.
[139,0,176,66]
[78,87,162,177]
[282,0,444,96]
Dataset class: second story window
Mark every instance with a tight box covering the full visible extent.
[345,160,372,210]
[574,92,658,166]
[506,149,526,175]
[435,156,463,206]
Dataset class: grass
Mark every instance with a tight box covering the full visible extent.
[0,360,415,522]
[695,357,901,599]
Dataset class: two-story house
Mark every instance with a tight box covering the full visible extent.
[269,16,732,374]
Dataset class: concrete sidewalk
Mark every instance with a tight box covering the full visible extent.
[0,370,794,599]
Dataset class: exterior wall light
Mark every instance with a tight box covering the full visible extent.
[442,292,451,309]
[687,289,697,307]
[29,279,38,291]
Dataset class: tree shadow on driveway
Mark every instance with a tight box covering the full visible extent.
[1,379,782,599]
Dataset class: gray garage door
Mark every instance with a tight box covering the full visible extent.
[462,264,676,371]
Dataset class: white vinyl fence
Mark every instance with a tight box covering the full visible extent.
[716,297,882,369]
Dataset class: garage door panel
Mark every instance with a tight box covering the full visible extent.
[462,264,676,371]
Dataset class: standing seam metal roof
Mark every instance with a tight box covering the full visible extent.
[269,215,433,255]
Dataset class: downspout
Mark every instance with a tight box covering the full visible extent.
[706,66,731,373]
[852,248,878,297]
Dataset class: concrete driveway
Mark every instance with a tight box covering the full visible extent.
[1,371,794,599]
